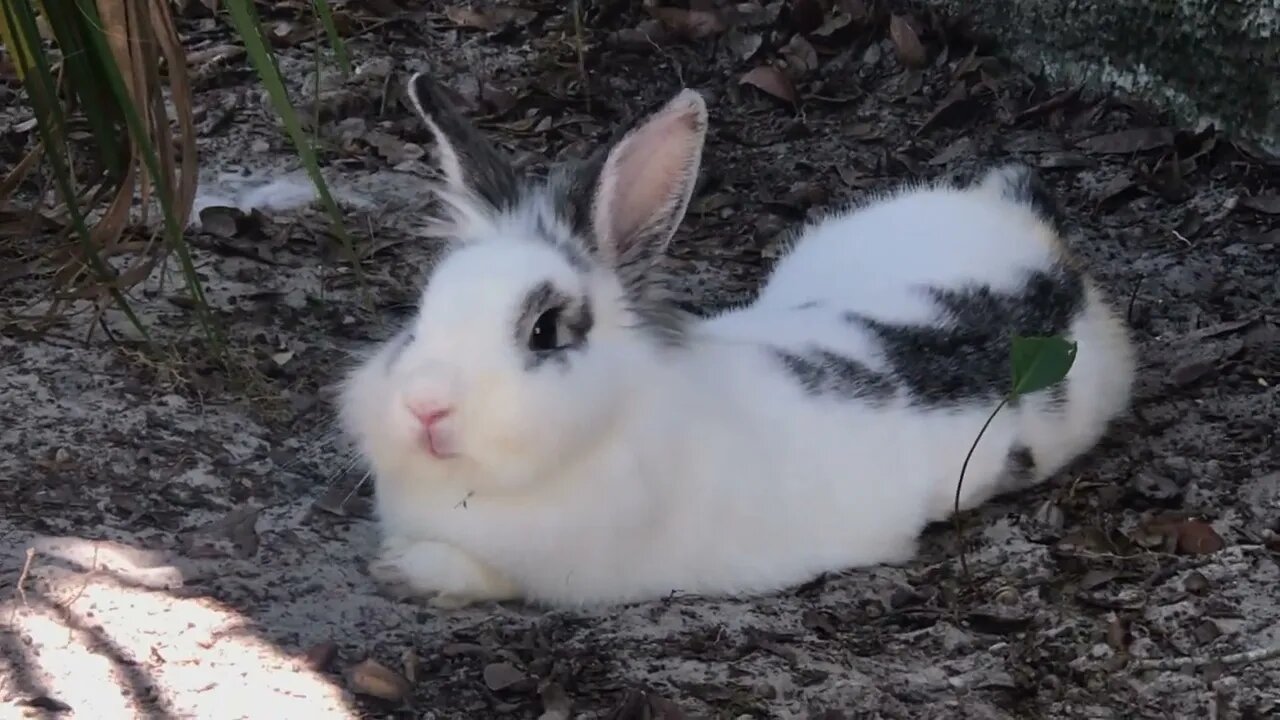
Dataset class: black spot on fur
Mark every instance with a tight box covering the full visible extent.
[771,347,897,405]
[385,329,414,369]
[847,263,1085,407]
[516,281,593,370]
[985,165,1067,238]
[409,75,524,214]
[547,143,691,348]
[1003,445,1037,487]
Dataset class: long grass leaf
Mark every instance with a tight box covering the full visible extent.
[0,0,38,82]
[311,0,350,75]
[2,0,151,339]
[73,0,222,348]
[222,0,363,286]
[39,0,128,182]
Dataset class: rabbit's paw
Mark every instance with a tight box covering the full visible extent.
[370,538,519,608]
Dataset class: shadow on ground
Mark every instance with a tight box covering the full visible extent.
[2,1,1278,718]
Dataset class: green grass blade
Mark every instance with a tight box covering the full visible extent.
[3,0,151,340]
[39,0,128,180]
[311,0,350,75]
[222,0,363,286]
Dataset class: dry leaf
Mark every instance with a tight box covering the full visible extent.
[725,29,763,61]
[842,0,868,21]
[918,87,978,134]
[540,682,573,720]
[348,658,411,701]
[443,5,534,30]
[812,13,852,37]
[739,65,798,105]
[444,6,496,30]
[888,14,927,68]
[1176,519,1225,555]
[1238,194,1280,215]
[483,662,527,691]
[1076,128,1175,154]
[648,7,727,40]
[781,34,819,74]
[788,0,824,34]
[1169,358,1218,387]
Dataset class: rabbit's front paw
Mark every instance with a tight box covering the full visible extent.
[370,538,519,608]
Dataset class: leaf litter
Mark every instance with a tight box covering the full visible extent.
[1,0,1279,718]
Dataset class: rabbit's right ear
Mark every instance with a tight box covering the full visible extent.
[588,89,708,286]
[406,72,521,212]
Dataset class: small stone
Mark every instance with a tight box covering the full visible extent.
[1183,570,1211,594]
[1193,619,1222,645]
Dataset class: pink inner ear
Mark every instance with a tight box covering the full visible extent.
[596,98,705,253]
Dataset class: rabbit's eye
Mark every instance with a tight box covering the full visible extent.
[529,308,562,352]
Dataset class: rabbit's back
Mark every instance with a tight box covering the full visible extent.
[701,166,1134,519]
[757,174,1066,319]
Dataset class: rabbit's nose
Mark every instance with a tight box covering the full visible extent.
[406,402,453,429]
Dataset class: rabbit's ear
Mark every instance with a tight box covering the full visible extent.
[407,72,521,211]
[589,89,707,281]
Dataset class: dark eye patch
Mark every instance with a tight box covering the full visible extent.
[385,328,416,368]
[516,281,593,369]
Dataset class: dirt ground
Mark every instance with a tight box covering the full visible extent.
[2,1,1279,718]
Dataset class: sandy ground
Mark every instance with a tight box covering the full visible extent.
[2,2,1278,718]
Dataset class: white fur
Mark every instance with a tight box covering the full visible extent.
[339,88,1136,609]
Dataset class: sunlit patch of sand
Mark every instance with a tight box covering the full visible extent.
[1,535,355,720]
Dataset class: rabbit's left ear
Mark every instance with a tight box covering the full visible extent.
[588,89,708,284]
[406,72,521,212]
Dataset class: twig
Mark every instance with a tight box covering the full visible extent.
[1131,643,1280,672]
[952,397,1008,579]
[16,547,35,606]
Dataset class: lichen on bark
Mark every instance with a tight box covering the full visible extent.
[929,0,1280,152]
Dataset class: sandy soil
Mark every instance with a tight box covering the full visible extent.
[2,1,1278,718]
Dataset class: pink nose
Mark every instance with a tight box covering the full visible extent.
[407,404,453,429]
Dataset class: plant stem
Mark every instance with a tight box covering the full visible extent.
[953,396,1008,579]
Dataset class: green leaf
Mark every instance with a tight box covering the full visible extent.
[1010,335,1077,399]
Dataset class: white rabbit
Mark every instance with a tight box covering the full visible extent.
[338,72,1136,609]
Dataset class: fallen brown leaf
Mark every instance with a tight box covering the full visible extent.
[1238,194,1280,215]
[781,34,819,74]
[888,14,927,68]
[648,6,727,40]
[443,5,535,31]
[1176,520,1225,555]
[348,658,411,702]
[812,12,852,37]
[1077,127,1175,154]
[918,86,979,135]
[444,5,496,30]
[1093,172,1139,209]
[739,64,798,105]
[725,29,763,61]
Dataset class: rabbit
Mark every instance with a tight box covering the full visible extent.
[337,71,1137,610]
